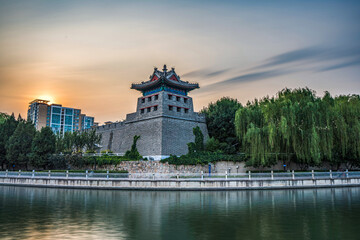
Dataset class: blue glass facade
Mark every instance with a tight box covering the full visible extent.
[28,99,94,135]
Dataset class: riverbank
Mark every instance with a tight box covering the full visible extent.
[1,175,360,190]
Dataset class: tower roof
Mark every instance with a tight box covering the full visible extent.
[131,65,199,94]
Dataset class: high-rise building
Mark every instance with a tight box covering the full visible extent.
[27,99,95,134]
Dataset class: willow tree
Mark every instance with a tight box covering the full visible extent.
[235,88,360,169]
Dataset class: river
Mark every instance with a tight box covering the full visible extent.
[0,186,359,239]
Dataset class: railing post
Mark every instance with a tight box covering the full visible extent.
[5,169,8,177]
[18,170,21,177]
[177,173,179,179]
[225,171,228,179]
[346,169,349,178]
[106,170,109,179]
[312,170,314,180]
[271,170,274,180]
[292,170,295,180]
[86,170,88,179]
[32,170,35,178]
[201,171,204,180]
[66,170,69,178]
[48,170,51,178]
[129,173,132,179]
[248,171,251,180]
[153,173,155,180]
[330,170,332,179]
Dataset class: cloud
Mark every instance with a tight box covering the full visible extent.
[203,69,293,91]
[254,45,360,71]
[182,68,230,78]
[256,47,325,69]
[318,57,360,72]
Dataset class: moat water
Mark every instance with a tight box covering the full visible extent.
[0,186,359,240]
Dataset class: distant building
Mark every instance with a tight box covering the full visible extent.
[80,114,95,130]
[93,65,208,160]
[27,99,95,134]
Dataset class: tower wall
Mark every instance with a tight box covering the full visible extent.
[94,89,208,159]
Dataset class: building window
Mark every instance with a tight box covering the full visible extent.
[177,107,181,112]
[141,109,144,114]
[176,96,180,101]
[168,94,172,100]
[141,98,145,103]
[154,106,158,111]
[169,106,173,111]
[185,108,189,113]
[148,96,152,102]
[155,95,159,100]
[184,98,188,103]
[147,107,151,112]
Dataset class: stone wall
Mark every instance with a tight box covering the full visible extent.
[89,160,359,174]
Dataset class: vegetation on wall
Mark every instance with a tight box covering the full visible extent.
[124,135,142,160]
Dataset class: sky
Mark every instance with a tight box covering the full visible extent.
[0,0,359,124]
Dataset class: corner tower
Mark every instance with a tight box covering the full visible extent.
[95,65,208,160]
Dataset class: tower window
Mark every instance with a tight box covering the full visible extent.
[185,108,189,113]
[147,108,151,112]
[184,98,188,103]
[169,106,173,111]
[177,107,181,112]
[148,96,152,102]
[154,106,158,111]
[168,94,172,100]
[176,96,180,101]
[155,95,159,100]
[141,98,145,103]
[141,109,144,114]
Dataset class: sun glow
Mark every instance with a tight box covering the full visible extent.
[38,95,55,104]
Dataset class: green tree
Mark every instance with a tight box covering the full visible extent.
[125,135,142,160]
[30,127,56,169]
[0,114,18,169]
[84,130,102,153]
[201,97,242,153]
[234,88,360,169]
[6,121,36,170]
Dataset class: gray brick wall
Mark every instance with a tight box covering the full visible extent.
[94,90,208,158]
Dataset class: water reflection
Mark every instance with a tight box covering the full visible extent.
[0,187,359,240]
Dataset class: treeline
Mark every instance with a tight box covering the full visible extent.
[235,88,360,169]
[0,114,103,170]
[183,88,360,169]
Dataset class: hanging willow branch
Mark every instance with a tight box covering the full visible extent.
[235,88,360,167]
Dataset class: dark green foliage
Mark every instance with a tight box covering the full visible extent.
[84,130,102,152]
[125,135,142,160]
[47,154,68,169]
[0,112,8,124]
[0,113,17,169]
[193,126,204,152]
[201,97,242,154]
[55,130,102,154]
[54,154,138,169]
[235,88,360,169]
[187,127,205,154]
[161,152,246,165]
[30,127,56,169]
[6,121,36,169]
[161,126,246,165]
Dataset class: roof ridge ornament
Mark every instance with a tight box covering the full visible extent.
[163,64,167,73]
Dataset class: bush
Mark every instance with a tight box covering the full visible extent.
[161,152,247,165]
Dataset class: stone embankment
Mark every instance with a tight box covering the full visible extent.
[1,176,360,190]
